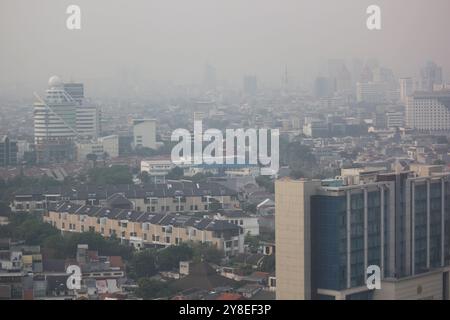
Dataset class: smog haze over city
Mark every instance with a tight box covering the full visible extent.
[1,0,450,306]
[1,0,450,98]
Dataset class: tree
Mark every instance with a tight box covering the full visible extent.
[245,234,260,253]
[140,171,150,184]
[0,201,11,217]
[191,242,222,265]
[156,244,193,271]
[255,176,274,193]
[88,165,133,185]
[166,166,184,180]
[129,250,157,279]
[136,278,173,299]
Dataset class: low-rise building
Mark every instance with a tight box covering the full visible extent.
[12,181,240,214]
[44,202,244,256]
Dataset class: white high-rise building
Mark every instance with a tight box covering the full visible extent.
[133,119,156,149]
[406,91,450,132]
[76,106,101,139]
[34,76,78,163]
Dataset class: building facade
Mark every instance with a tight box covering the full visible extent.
[133,119,156,150]
[34,76,78,164]
[44,202,244,256]
[406,91,450,132]
[276,165,450,300]
[0,135,18,167]
[12,181,240,214]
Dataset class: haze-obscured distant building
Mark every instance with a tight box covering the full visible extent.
[133,119,156,150]
[420,61,443,92]
[34,76,77,164]
[0,135,18,166]
[406,91,450,132]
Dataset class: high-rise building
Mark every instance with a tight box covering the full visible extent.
[63,83,84,104]
[406,91,450,132]
[243,75,258,96]
[276,165,450,300]
[76,106,101,139]
[0,135,18,166]
[356,82,386,103]
[314,77,335,99]
[133,119,156,150]
[421,61,443,92]
[399,78,414,104]
[34,76,78,163]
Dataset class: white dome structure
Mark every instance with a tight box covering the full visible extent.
[48,75,63,88]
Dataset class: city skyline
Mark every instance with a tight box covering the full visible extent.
[1,0,450,99]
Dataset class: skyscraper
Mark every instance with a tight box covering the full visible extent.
[276,165,450,300]
[420,61,443,92]
[34,76,78,163]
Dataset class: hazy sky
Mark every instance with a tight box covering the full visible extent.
[1,0,449,97]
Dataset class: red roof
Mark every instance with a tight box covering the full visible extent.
[216,293,243,300]
[109,256,124,269]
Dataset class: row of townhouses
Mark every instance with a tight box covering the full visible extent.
[44,202,244,256]
[11,181,240,214]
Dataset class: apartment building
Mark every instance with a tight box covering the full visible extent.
[406,91,450,132]
[12,181,240,214]
[276,165,450,300]
[44,202,244,256]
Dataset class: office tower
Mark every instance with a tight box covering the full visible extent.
[276,165,450,300]
[34,76,77,164]
[63,83,84,104]
[243,75,258,96]
[421,61,443,92]
[356,82,386,103]
[275,179,321,300]
[133,119,156,149]
[399,78,414,104]
[76,106,101,139]
[0,135,18,166]
[63,82,101,139]
[406,91,450,132]
[335,65,352,94]
[314,77,335,98]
